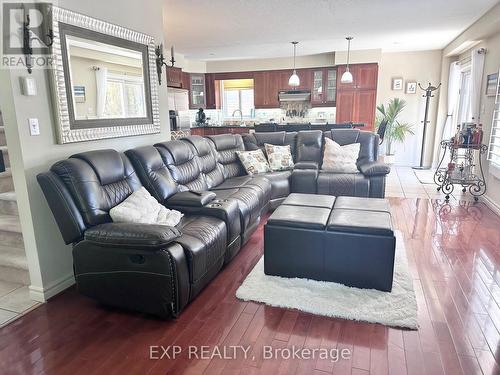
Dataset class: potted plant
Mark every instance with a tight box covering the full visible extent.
[375,98,414,164]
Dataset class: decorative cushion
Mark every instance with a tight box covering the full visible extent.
[264,143,294,171]
[236,150,271,175]
[110,187,183,226]
[321,137,360,173]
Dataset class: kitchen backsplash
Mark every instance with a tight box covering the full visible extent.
[188,107,336,125]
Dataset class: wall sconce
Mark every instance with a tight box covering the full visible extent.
[155,44,168,85]
[22,13,53,74]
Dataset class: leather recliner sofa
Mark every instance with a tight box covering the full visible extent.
[37,129,389,318]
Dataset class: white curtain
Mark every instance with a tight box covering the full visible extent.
[470,48,485,121]
[441,61,461,141]
[95,67,108,117]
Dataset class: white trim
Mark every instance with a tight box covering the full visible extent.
[29,273,75,302]
[481,194,500,218]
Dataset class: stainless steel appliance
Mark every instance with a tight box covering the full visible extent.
[278,90,311,102]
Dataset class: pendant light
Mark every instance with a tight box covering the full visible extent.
[341,36,354,84]
[288,41,300,87]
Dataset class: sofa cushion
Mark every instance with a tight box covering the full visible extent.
[317,172,370,197]
[182,136,225,189]
[283,193,336,209]
[260,171,291,200]
[327,209,393,236]
[236,149,271,175]
[321,137,360,173]
[51,150,141,226]
[207,134,246,179]
[265,143,294,171]
[296,130,323,163]
[267,205,330,230]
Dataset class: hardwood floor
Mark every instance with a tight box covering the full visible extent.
[1,197,499,375]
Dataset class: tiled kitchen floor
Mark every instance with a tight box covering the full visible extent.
[0,280,41,328]
[386,166,476,201]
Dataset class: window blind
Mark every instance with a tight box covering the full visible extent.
[488,69,500,166]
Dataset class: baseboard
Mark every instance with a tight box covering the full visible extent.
[481,194,500,217]
[29,273,75,302]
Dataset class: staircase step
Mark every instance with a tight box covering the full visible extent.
[0,169,13,194]
[0,146,9,169]
[0,191,18,215]
[0,265,29,284]
[0,126,5,147]
[0,215,23,248]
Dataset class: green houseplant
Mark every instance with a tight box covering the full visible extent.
[375,98,414,157]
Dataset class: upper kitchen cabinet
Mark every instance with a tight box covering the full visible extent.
[336,63,378,90]
[254,71,281,108]
[205,74,221,109]
[311,68,337,106]
[190,73,206,109]
[166,66,183,88]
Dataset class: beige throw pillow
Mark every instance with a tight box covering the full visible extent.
[321,137,360,173]
[264,143,294,171]
[236,149,271,175]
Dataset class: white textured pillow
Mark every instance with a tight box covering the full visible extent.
[110,187,183,226]
[321,137,360,173]
[264,143,294,171]
[236,149,271,175]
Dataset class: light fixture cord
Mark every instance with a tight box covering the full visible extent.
[293,43,296,70]
[346,38,351,72]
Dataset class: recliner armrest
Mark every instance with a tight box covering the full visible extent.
[294,161,319,170]
[166,191,216,207]
[84,222,181,250]
[359,162,391,177]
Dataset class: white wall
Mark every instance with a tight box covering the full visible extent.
[377,50,443,165]
[0,0,170,301]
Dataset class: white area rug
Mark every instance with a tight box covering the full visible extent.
[236,231,418,329]
[413,169,436,184]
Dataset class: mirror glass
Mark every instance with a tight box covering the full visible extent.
[65,34,148,121]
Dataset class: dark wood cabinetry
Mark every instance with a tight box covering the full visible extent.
[335,63,378,130]
[311,68,337,106]
[253,71,282,108]
[166,66,182,88]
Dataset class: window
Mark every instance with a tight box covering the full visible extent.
[221,79,254,118]
[457,67,472,124]
[103,73,146,118]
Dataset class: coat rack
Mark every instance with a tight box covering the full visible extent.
[413,82,441,170]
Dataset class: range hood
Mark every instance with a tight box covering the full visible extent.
[278,90,311,102]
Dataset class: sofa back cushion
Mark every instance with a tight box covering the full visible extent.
[125,146,179,202]
[243,131,298,161]
[207,134,246,179]
[296,130,323,163]
[50,149,141,227]
[182,136,224,189]
[154,140,208,192]
[325,129,379,166]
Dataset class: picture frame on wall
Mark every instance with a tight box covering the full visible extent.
[486,73,498,96]
[392,78,403,90]
[406,81,417,94]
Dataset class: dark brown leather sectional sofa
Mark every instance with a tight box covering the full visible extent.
[37,129,390,318]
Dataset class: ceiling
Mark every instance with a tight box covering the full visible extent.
[164,0,499,61]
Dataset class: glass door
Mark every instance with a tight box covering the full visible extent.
[325,69,337,105]
[190,74,206,108]
[311,70,323,104]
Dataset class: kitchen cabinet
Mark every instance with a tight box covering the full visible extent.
[190,74,206,109]
[181,72,191,90]
[204,73,221,109]
[336,63,378,90]
[335,63,378,130]
[311,68,337,106]
[336,90,377,131]
[254,71,279,108]
[166,66,182,88]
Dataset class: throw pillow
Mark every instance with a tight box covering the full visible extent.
[264,143,294,171]
[110,187,183,226]
[236,149,271,175]
[321,137,361,173]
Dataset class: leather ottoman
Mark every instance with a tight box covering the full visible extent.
[264,194,396,292]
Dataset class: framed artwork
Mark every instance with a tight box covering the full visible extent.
[486,73,498,96]
[392,78,403,90]
[406,81,417,94]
